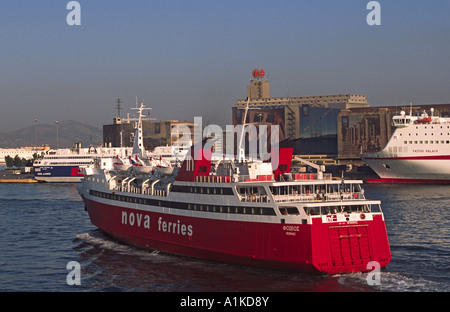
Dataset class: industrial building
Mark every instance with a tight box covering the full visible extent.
[102,74,450,166]
[234,70,450,165]
[233,70,369,160]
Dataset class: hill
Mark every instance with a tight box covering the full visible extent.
[0,120,102,148]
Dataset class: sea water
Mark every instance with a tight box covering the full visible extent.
[0,182,449,292]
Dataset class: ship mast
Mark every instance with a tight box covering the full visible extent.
[237,98,250,162]
[131,99,152,158]
[237,97,260,162]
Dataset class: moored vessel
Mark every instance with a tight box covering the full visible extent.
[33,146,133,183]
[0,146,50,164]
[33,103,187,183]
[361,107,450,183]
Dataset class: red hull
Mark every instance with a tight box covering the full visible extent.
[82,196,391,274]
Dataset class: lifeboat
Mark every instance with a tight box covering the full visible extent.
[416,116,432,123]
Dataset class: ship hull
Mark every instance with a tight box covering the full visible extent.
[362,157,450,183]
[81,195,391,274]
[34,165,83,183]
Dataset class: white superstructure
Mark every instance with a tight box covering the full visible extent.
[0,146,50,164]
[361,108,450,183]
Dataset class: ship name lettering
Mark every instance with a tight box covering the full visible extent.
[283,225,299,232]
[158,217,193,237]
[121,211,150,229]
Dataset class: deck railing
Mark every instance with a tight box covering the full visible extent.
[272,192,364,203]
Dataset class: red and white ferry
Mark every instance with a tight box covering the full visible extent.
[77,103,391,274]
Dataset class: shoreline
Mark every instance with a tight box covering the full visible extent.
[0,169,37,183]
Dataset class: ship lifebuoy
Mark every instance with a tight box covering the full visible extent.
[252,69,260,78]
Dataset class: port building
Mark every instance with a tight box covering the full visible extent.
[234,70,450,165]
[233,70,369,161]
[102,73,450,165]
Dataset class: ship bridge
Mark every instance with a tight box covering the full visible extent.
[392,111,417,128]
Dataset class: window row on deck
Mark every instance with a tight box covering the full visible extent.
[89,190,276,216]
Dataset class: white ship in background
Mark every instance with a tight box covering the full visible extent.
[33,103,189,183]
[33,146,134,183]
[33,145,188,183]
[0,146,50,164]
[361,107,450,183]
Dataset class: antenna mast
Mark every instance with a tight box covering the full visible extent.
[116,99,122,117]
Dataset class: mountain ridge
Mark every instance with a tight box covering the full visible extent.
[0,120,102,148]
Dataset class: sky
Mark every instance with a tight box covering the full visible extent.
[1,0,450,133]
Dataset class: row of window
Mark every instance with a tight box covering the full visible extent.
[186,203,274,215]
[45,156,93,159]
[171,185,234,195]
[90,190,276,216]
[37,162,91,166]
[400,133,450,136]
[415,125,450,129]
[305,204,381,216]
[403,140,450,144]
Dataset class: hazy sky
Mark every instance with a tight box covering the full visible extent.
[1,0,450,133]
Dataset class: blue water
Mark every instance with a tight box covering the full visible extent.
[0,182,449,292]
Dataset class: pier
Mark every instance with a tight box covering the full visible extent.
[0,170,37,183]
